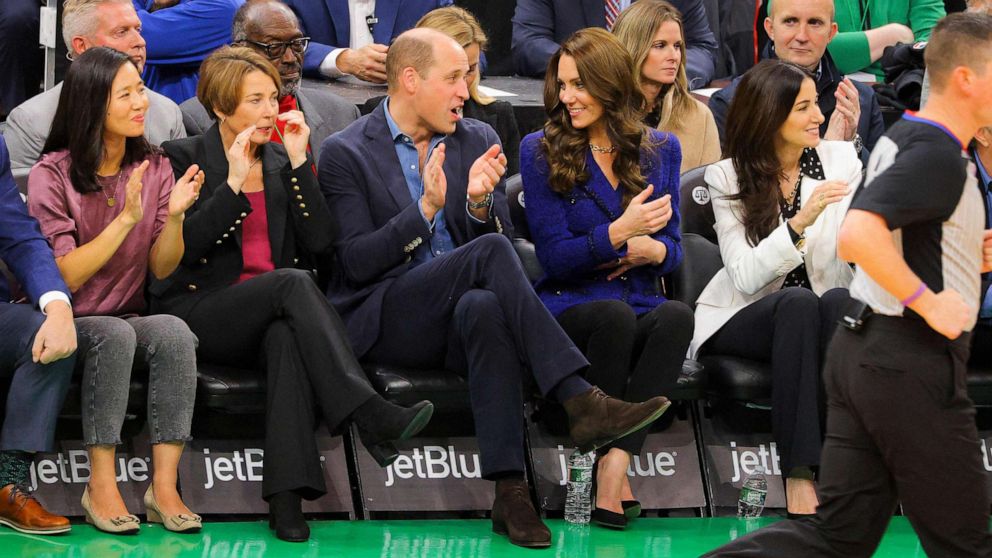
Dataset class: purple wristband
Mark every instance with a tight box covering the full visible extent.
[901,283,927,307]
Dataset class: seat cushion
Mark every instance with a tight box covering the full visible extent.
[196,362,265,414]
[363,364,470,414]
[698,355,772,403]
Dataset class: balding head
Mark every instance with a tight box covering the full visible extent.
[768,0,835,21]
[386,28,463,93]
[232,0,305,97]
[967,0,992,14]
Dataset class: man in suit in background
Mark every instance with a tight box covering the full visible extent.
[0,134,77,535]
[4,0,186,193]
[0,0,42,118]
[512,0,718,87]
[181,0,360,162]
[320,28,671,548]
[281,0,452,83]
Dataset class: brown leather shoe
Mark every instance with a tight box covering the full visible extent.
[491,479,551,548]
[0,484,70,535]
[563,387,671,453]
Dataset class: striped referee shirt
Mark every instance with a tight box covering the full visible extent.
[849,114,984,331]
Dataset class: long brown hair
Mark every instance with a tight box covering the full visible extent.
[540,28,653,207]
[724,59,813,246]
[612,0,695,131]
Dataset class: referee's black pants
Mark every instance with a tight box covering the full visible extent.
[703,315,992,558]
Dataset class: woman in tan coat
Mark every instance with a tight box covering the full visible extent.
[614,0,721,173]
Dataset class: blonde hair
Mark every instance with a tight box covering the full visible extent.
[612,0,696,132]
[415,6,494,105]
[197,46,282,120]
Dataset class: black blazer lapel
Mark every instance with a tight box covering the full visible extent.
[364,104,416,212]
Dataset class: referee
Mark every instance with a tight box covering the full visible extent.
[704,12,992,558]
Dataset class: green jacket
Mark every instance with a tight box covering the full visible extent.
[827,0,945,78]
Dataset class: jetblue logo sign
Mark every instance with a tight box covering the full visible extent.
[355,435,495,512]
[529,416,705,511]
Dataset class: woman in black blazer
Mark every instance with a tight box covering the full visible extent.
[151,47,434,543]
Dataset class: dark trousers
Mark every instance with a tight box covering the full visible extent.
[0,303,74,452]
[172,269,377,500]
[365,235,589,478]
[702,287,849,475]
[557,299,693,455]
[0,0,42,116]
[704,315,992,558]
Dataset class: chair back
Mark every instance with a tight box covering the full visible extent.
[671,233,723,308]
[679,165,718,244]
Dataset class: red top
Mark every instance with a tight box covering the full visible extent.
[237,190,275,283]
[271,95,316,174]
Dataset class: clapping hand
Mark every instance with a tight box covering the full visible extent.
[421,143,447,221]
[467,144,507,203]
[168,164,204,218]
[982,230,992,274]
[824,78,861,142]
[226,125,256,193]
[278,110,311,169]
[791,180,849,233]
[119,160,149,227]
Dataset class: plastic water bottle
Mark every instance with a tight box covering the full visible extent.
[564,449,595,524]
[737,466,768,518]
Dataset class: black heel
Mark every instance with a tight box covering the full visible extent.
[367,442,400,468]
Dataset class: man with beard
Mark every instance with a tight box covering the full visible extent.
[4,0,186,191]
[180,0,359,162]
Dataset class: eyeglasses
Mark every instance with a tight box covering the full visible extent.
[240,37,310,59]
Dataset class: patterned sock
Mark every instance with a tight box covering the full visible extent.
[0,451,32,487]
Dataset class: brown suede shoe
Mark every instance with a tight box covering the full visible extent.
[0,484,70,535]
[563,387,671,453]
[491,479,551,548]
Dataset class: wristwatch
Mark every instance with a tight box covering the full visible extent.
[468,192,493,209]
[851,133,864,155]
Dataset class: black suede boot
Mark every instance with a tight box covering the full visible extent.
[268,491,309,542]
[352,397,435,467]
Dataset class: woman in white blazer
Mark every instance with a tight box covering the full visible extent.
[691,60,863,517]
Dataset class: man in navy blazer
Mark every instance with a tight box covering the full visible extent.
[0,135,77,534]
[512,0,718,87]
[319,29,671,548]
[281,0,452,81]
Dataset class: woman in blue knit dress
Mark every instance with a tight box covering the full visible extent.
[521,27,693,530]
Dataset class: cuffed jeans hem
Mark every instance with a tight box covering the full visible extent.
[148,434,193,445]
[84,438,124,448]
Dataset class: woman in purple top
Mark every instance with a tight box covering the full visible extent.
[28,48,204,535]
[521,28,693,530]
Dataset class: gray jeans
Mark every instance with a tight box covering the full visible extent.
[75,315,197,446]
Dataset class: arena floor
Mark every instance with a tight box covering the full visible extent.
[0,516,934,557]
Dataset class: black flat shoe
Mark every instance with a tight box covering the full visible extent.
[268,491,309,542]
[591,507,627,529]
[621,500,641,519]
[357,400,435,467]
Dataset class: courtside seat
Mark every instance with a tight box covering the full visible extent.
[505,174,707,401]
[363,364,469,415]
[672,233,772,404]
[196,362,265,415]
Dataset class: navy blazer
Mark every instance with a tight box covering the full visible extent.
[0,135,69,306]
[282,0,453,77]
[318,103,513,356]
[511,0,718,87]
[521,130,682,318]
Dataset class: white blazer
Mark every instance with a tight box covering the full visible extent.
[689,141,864,358]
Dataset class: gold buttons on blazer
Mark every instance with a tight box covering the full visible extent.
[296,195,303,200]
[229,226,236,232]
[291,177,298,183]
[303,212,310,217]
[199,257,208,264]
[187,284,198,292]
[299,203,306,209]
[240,212,248,218]
[222,233,229,238]
[235,219,242,225]
[293,186,300,192]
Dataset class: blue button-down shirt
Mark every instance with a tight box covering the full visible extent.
[383,99,456,265]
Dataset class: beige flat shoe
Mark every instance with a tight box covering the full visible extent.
[143,485,201,533]
[81,486,139,535]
